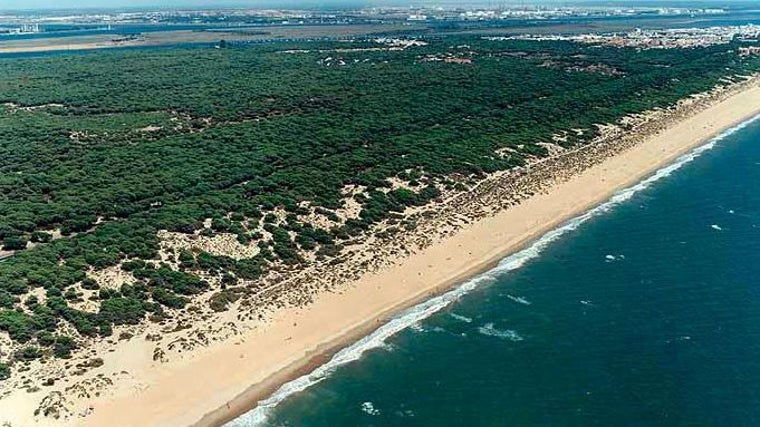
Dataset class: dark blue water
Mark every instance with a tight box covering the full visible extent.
[230,116,760,426]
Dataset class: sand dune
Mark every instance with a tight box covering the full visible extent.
[1,77,758,427]
[77,81,760,427]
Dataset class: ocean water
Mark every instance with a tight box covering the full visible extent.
[228,115,760,427]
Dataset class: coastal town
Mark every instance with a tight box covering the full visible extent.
[489,24,760,49]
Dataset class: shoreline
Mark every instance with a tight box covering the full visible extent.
[2,79,756,427]
[196,238,517,427]
[193,81,760,427]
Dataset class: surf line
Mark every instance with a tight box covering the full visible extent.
[225,113,760,427]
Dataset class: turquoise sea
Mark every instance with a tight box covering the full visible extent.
[228,115,760,426]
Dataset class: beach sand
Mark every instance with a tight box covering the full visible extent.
[63,81,759,427]
[1,80,758,427]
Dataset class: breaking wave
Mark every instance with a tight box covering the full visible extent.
[506,295,532,305]
[449,313,474,323]
[477,323,524,341]
[223,114,759,427]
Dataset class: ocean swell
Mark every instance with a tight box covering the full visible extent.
[224,114,760,427]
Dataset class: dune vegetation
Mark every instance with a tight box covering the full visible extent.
[0,35,758,376]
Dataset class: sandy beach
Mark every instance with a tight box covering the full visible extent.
[0,77,758,427]
[64,80,760,426]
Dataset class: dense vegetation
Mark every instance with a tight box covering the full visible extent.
[0,35,758,371]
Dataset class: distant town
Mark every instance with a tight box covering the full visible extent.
[489,24,760,49]
[0,4,740,35]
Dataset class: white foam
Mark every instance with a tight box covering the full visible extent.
[409,322,425,333]
[360,401,380,416]
[605,254,625,263]
[224,114,760,427]
[477,323,524,341]
[506,295,532,305]
[449,312,473,323]
[396,409,415,417]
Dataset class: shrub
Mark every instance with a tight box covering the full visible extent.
[208,288,244,312]
[81,278,100,290]
[178,250,196,269]
[15,346,42,361]
[30,231,53,243]
[211,217,233,232]
[152,288,187,309]
[0,310,35,342]
[99,297,146,325]
[37,333,76,358]
[37,331,56,347]
[145,267,209,295]
[64,288,80,301]
[53,336,76,359]
[220,273,238,286]
[0,291,16,309]
[236,233,251,245]
[98,288,120,300]
[60,215,96,235]
[0,363,9,380]
[234,257,265,280]
[121,259,147,272]
[2,236,27,251]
